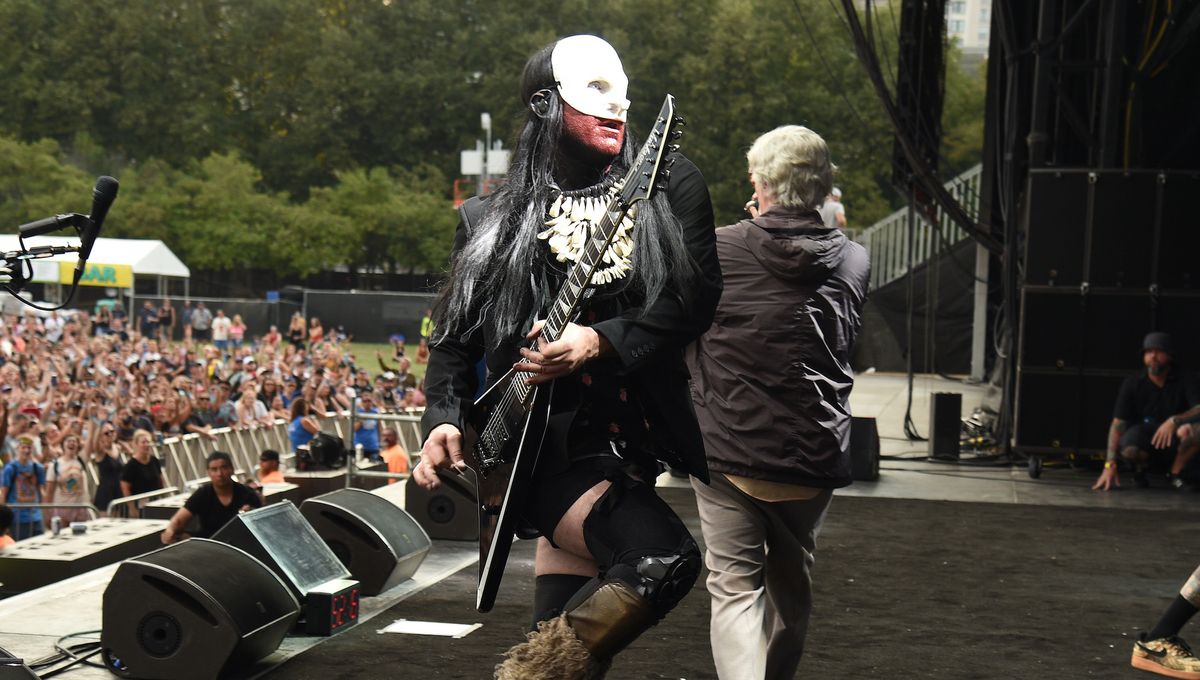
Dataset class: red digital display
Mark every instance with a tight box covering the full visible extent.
[304,580,361,636]
[329,587,360,631]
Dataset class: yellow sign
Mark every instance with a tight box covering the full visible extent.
[59,262,133,288]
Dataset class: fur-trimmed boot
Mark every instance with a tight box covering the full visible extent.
[495,581,656,680]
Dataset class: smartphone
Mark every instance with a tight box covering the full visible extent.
[51,373,58,387]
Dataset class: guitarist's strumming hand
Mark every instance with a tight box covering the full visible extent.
[414,423,465,491]
[515,320,613,385]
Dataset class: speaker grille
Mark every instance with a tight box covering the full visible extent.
[427,495,457,524]
[137,613,182,658]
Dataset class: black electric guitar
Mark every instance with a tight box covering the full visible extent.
[464,94,684,613]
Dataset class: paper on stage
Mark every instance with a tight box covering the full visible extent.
[377,619,482,638]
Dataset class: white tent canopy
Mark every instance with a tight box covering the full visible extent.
[0,235,189,283]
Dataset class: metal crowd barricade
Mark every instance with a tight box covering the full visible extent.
[5,503,102,521]
[345,402,423,487]
[154,421,295,489]
[395,410,426,454]
[76,411,410,515]
[107,487,180,518]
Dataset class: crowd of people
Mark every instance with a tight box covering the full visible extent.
[0,303,424,544]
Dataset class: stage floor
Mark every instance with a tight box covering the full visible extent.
[271,488,1196,680]
[2,373,1195,678]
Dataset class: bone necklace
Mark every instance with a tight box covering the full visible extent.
[538,186,637,285]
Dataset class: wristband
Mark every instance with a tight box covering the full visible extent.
[1104,461,1115,470]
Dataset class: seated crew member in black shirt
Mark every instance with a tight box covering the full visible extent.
[160,451,262,543]
[1093,332,1200,492]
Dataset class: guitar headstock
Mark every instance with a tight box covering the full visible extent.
[620,94,684,207]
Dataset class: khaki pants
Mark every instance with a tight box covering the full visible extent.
[691,474,832,680]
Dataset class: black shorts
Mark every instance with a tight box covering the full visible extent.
[1120,422,1178,457]
[521,452,659,545]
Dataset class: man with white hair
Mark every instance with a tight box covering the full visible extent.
[819,185,847,229]
[687,125,869,679]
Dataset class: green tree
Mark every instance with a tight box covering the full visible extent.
[0,135,92,230]
[307,166,456,283]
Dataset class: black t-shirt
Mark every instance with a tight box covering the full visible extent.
[139,307,158,331]
[1113,370,1200,425]
[183,482,262,538]
[93,455,124,508]
[120,456,164,495]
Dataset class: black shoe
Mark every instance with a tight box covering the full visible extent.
[1169,474,1194,492]
[1134,467,1150,488]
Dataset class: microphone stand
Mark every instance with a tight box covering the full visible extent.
[7,175,119,311]
[1,244,83,309]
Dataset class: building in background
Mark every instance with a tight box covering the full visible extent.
[945,0,991,65]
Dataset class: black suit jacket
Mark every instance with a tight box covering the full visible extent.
[421,156,721,482]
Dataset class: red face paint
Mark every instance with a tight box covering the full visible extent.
[562,102,625,160]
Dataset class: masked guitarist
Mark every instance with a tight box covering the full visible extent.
[414,34,721,680]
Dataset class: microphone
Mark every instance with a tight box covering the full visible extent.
[74,176,119,284]
[18,213,88,238]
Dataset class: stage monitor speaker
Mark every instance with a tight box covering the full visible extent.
[300,488,431,595]
[0,648,37,680]
[100,539,299,680]
[929,392,962,460]
[405,468,479,541]
[211,501,351,601]
[849,417,880,481]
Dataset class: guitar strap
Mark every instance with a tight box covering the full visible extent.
[458,196,486,240]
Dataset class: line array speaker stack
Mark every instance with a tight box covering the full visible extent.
[1016,170,1200,455]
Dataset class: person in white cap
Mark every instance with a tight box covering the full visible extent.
[415,34,721,679]
[818,186,846,229]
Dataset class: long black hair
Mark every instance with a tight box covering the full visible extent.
[433,39,698,348]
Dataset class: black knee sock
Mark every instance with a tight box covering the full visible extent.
[1148,596,1198,640]
[531,574,592,631]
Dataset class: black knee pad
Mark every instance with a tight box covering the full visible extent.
[580,474,701,616]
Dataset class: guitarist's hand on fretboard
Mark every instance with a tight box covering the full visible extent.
[514,320,611,386]
[415,422,466,491]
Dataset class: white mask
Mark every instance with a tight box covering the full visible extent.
[551,35,630,123]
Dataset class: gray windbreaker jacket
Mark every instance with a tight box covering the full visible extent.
[685,205,870,487]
